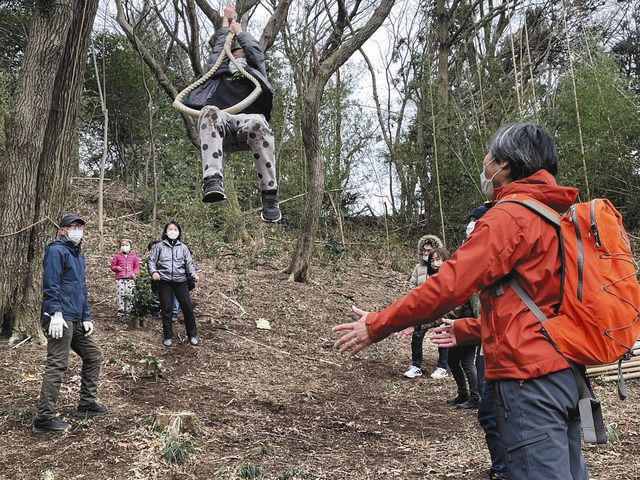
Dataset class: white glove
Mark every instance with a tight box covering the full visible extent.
[83,321,94,337]
[48,312,68,339]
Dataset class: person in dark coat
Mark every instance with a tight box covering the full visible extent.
[185,4,280,223]
[33,214,107,433]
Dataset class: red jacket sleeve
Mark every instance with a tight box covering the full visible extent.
[454,316,482,345]
[365,207,533,342]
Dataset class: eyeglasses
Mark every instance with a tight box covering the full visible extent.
[65,224,84,230]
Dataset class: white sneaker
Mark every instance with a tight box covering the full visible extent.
[403,365,423,378]
[430,367,448,379]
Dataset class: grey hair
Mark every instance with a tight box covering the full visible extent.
[489,123,558,181]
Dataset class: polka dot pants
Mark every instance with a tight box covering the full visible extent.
[198,105,277,190]
[115,279,135,313]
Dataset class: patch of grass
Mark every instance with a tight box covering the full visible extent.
[248,444,275,457]
[5,406,26,423]
[237,462,263,480]
[162,436,192,465]
[104,336,138,352]
[280,468,318,480]
[211,466,235,479]
[0,375,18,385]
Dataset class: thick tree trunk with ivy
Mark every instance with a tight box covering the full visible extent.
[0,0,99,343]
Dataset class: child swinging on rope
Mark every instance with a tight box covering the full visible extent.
[182,4,280,222]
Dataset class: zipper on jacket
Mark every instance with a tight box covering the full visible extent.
[589,200,601,248]
[570,205,584,302]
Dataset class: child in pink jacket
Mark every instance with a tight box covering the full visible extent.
[110,238,141,315]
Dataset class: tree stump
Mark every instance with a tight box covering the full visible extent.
[153,412,197,436]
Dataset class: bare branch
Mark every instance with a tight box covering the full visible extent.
[114,0,199,147]
[259,0,294,51]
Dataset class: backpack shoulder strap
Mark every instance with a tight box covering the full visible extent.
[506,277,608,443]
[496,194,562,228]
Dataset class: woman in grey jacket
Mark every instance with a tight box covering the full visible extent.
[148,221,199,347]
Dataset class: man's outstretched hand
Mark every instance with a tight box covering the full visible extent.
[332,305,373,356]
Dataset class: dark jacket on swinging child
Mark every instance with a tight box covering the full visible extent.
[183,27,273,120]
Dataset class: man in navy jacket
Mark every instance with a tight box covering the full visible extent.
[33,214,107,433]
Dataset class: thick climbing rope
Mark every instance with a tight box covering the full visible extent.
[0,217,58,238]
[172,4,263,119]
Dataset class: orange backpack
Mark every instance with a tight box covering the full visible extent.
[498,195,640,443]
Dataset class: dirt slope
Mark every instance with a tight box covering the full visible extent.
[1,247,639,480]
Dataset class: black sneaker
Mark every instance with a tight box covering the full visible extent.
[446,394,469,406]
[32,417,72,433]
[74,403,109,418]
[202,175,226,203]
[260,189,281,223]
[456,399,479,410]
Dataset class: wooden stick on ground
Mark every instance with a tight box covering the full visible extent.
[219,292,246,317]
[221,329,342,367]
[12,336,32,349]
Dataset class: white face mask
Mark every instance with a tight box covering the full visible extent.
[422,255,430,262]
[167,230,179,240]
[121,245,131,253]
[228,57,247,74]
[67,230,83,244]
[466,221,476,238]
[480,159,503,197]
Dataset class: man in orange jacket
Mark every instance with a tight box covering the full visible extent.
[333,123,588,480]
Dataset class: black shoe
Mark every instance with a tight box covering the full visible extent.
[32,417,72,433]
[202,175,226,203]
[74,403,109,418]
[456,399,479,410]
[260,189,281,223]
[446,394,469,406]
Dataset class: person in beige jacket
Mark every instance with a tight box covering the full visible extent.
[398,234,447,379]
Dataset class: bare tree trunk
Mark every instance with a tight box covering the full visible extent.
[287,0,396,282]
[288,84,324,281]
[140,54,158,224]
[92,38,108,252]
[0,0,100,343]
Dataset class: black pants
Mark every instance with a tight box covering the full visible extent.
[412,327,448,369]
[447,345,479,401]
[158,281,197,340]
[36,321,102,420]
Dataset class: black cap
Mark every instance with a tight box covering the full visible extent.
[59,214,86,228]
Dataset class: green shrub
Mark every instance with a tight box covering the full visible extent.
[127,265,159,327]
